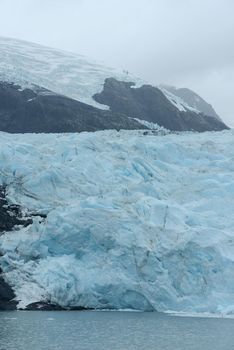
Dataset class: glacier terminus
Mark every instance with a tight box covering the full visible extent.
[0,129,234,315]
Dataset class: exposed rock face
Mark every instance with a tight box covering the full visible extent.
[161,85,222,121]
[0,186,32,233]
[25,302,65,311]
[0,82,145,133]
[0,79,229,134]
[25,302,90,311]
[0,274,17,310]
[0,185,33,310]
[94,78,229,132]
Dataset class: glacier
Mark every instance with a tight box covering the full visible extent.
[0,129,234,314]
[0,37,200,115]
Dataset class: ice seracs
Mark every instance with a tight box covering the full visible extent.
[0,129,234,314]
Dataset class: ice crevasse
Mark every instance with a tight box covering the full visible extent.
[0,129,234,314]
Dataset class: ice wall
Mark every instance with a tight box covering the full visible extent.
[0,129,234,314]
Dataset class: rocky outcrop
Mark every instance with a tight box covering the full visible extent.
[0,186,32,232]
[0,82,146,133]
[161,85,222,121]
[25,302,91,311]
[93,78,229,132]
[0,79,229,134]
[0,273,17,310]
[0,185,33,310]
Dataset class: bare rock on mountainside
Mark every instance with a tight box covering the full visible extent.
[0,82,145,133]
[94,78,229,132]
[161,85,222,121]
[0,37,229,134]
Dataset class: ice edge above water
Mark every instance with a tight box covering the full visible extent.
[0,129,234,315]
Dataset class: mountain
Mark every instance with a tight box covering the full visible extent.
[0,37,233,315]
[0,129,233,314]
[161,85,222,121]
[0,37,229,132]
[0,82,143,133]
[94,78,227,132]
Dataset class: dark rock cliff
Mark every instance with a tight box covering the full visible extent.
[0,274,16,310]
[0,82,145,133]
[93,78,229,132]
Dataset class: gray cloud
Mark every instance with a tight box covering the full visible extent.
[0,0,233,125]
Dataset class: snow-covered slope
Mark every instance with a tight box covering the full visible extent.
[0,37,229,133]
[0,37,144,110]
[161,85,222,121]
[159,86,200,114]
[0,129,234,315]
[0,37,214,116]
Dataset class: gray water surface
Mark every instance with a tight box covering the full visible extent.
[0,311,234,350]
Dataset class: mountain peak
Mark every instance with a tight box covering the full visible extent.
[0,37,229,132]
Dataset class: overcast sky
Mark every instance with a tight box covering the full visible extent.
[0,0,233,126]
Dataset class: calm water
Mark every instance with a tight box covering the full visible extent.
[0,311,234,350]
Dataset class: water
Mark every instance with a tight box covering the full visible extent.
[0,311,234,350]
